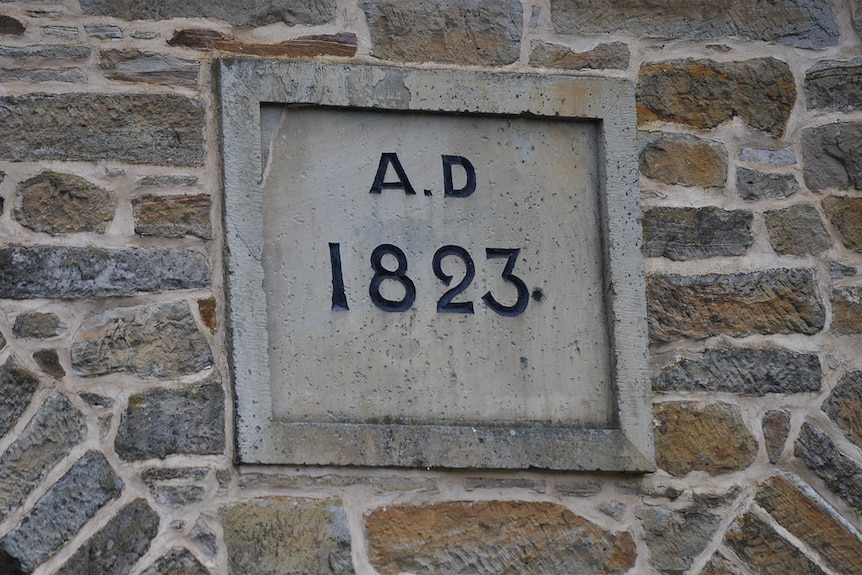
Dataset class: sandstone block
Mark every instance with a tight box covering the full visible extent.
[636,506,721,573]
[803,123,862,190]
[14,172,116,235]
[725,512,826,575]
[647,269,825,341]
[737,167,798,200]
[132,194,211,239]
[0,68,86,82]
[33,349,64,379]
[12,312,66,339]
[805,59,862,112]
[365,500,635,575]
[763,410,791,463]
[637,58,795,137]
[831,287,862,334]
[100,49,198,86]
[654,401,757,476]
[701,553,748,575]
[137,175,198,188]
[222,497,354,575]
[765,204,830,256]
[795,423,862,512]
[640,133,726,187]
[168,29,356,57]
[823,196,862,250]
[822,371,862,448]
[140,547,209,575]
[529,41,629,70]
[643,206,752,260]
[0,357,39,438]
[361,0,522,65]
[197,298,216,332]
[80,0,335,25]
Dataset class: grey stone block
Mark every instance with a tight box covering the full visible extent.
[803,123,862,190]
[643,207,753,260]
[80,0,335,26]
[0,357,39,438]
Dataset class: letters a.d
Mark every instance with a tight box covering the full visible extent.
[369,153,476,198]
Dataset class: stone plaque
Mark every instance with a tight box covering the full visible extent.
[219,60,653,471]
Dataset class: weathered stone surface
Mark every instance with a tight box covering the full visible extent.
[831,261,857,278]
[805,59,862,112]
[0,331,5,351]
[636,505,721,573]
[831,287,862,334]
[14,171,116,235]
[365,500,635,575]
[115,380,224,460]
[197,298,216,332]
[654,401,757,476]
[0,392,85,522]
[795,423,862,512]
[132,194,211,239]
[552,482,601,497]
[763,410,791,463]
[637,58,795,137]
[55,499,159,575]
[529,41,629,70]
[647,269,825,341]
[168,29,356,57]
[84,24,122,39]
[137,175,198,188]
[142,467,209,484]
[152,485,205,507]
[765,204,830,256]
[33,349,64,379]
[140,547,209,575]
[81,0,335,26]
[726,512,826,574]
[42,25,78,38]
[640,133,727,187]
[739,146,796,166]
[549,0,838,48]
[0,93,204,165]
[0,357,39,438]
[464,478,546,493]
[222,497,353,575]
[0,451,123,572]
[237,473,437,493]
[643,207,752,260]
[0,68,86,82]
[190,518,217,558]
[803,123,862,191]
[0,246,210,299]
[362,0,522,65]
[823,371,862,448]
[0,16,25,35]
[737,167,798,200]
[100,49,198,86]
[756,475,862,574]
[654,348,821,395]
[0,44,89,60]
[72,301,212,378]
[823,196,862,250]
[12,312,66,339]
[701,553,747,575]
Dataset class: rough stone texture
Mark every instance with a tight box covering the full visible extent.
[736,167,798,200]
[805,59,862,112]
[756,475,862,574]
[222,497,354,575]
[637,58,795,137]
[0,245,210,299]
[654,348,821,395]
[464,478,546,493]
[132,194,211,239]
[653,401,757,476]
[529,41,629,70]
[361,0,522,66]
[823,196,862,250]
[822,371,862,448]
[795,423,862,512]
[0,392,85,522]
[643,207,752,260]
[0,93,204,165]
[552,482,601,497]
[640,133,727,187]
[42,25,78,38]
[0,357,40,438]
[739,146,796,166]
[71,301,213,378]
[0,451,123,572]
[190,518,217,558]
[12,312,66,339]
[365,501,636,575]
[152,485,206,507]
[0,331,6,352]
[81,0,335,26]
[114,380,224,460]
[0,68,86,82]
[141,467,209,484]
[831,261,857,278]
[55,499,159,575]
[168,29,357,57]
[831,287,862,334]
[803,123,862,191]
[85,24,122,39]
[198,298,216,332]
[647,269,825,341]
[701,553,747,575]
[140,547,210,575]
[137,175,198,188]
[33,349,65,379]
[100,49,198,86]
[0,45,90,60]
[636,505,721,573]
[237,473,437,493]
[549,0,838,48]
[727,513,826,574]
[763,410,791,463]
[0,16,24,35]
[765,204,830,256]
[14,171,116,235]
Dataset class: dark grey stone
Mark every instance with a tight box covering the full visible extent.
[41,25,78,38]
[822,371,862,449]
[737,167,798,200]
[765,204,830,256]
[152,485,206,507]
[831,261,857,278]
[115,380,224,460]
[763,410,791,464]
[795,423,862,513]
[805,59,862,112]
[136,175,198,188]
[0,44,89,59]
[100,49,198,86]
[802,122,862,190]
[654,348,821,395]
[140,547,210,575]
[80,393,113,408]
[643,207,753,260]
[12,312,66,339]
[0,331,5,351]
[33,349,65,379]
[190,518,217,557]
[80,0,335,26]
[0,93,204,165]
[636,506,721,573]
[0,246,210,299]
[0,356,39,438]
[84,24,122,38]
[0,68,86,82]
[0,451,123,572]
[141,467,209,485]
[55,499,159,575]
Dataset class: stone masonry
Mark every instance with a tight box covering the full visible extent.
[0,1,860,574]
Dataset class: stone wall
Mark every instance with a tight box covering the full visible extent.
[0,0,860,573]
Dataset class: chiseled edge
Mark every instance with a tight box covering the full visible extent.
[217,58,653,471]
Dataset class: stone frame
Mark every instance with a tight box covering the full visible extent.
[217,58,654,471]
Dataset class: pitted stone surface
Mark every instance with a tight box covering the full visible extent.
[803,123,862,191]
[0,357,40,438]
[529,41,629,70]
[132,194,211,239]
[737,168,798,200]
[823,196,862,251]
[71,301,212,378]
[831,287,862,334]
[81,0,335,26]
[640,133,727,187]
[739,146,796,166]
[14,172,116,235]
[0,45,90,60]
[822,371,862,449]
[100,49,199,86]
[765,204,830,256]
[140,547,210,575]
[643,207,752,260]
[805,59,862,112]
[725,512,826,575]
[795,423,862,512]
[636,505,722,573]
[12,312,66,339]
[763,410,791,463]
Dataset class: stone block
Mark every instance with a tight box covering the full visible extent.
[725,512,826,575]
[823,196,862,250]
[654,347,821,395]
[529,41,629,70]
[12,312,65,339]
[763,410,791,463]
[33,349,64,379]
[643,207,752,260]
[366,500,635,575]
[190,518,217,557]
[831,287,862,334]
[647,269,825,341]
[80,0,335,26]
[654,401,757,476]
[152,485,205,507]
[636,505,721,573]
[637,58,795,137]
[361,0,522,65]
[803,123,862,190]
[0,357,39,438]
[84,24,122,39]
[114,380,224,460]
[14,172,115,235]
[137,175,198,188]
[831,261,857,278]
[168,30,356,57]
[140,547,209,575]
[736,167,798,200]
[132,194,211,239]
[0,45,89,60]
[0,68,86,82]
[795,423,862,512]
[739,146,795,166]
[822,371,862,448]
[765,204,830,256]
[222,497,353,575]
[0,93,204,165]
[701,553,748,575]
[805,59,862,112]
[197,298,216,332]
[640,133,726,187]
[100,49,198,86]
